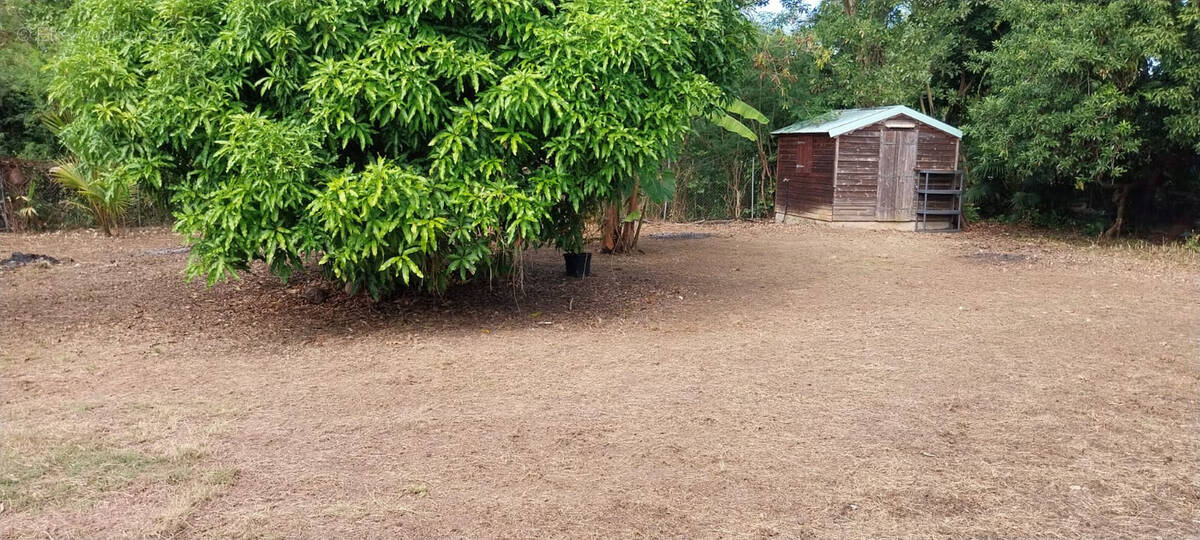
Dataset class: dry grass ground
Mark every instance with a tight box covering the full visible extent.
[1,222,1197,538]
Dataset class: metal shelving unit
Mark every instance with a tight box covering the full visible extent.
[914,169,963,232]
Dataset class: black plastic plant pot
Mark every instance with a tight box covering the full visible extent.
[564,252,591,278]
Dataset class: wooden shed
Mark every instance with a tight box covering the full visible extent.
[772,106,963,231]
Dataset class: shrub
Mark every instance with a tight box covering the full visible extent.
[49,0,753,297]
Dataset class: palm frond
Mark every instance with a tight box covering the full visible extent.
[41,111,70,136]
[49,160,132,236]
[50,161,91,195]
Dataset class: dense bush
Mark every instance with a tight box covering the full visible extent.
[968,0,1200,236]
[49,0,753,296]
[0,0,71,159]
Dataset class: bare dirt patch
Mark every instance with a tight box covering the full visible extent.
[2,223,1197,537]
[0,252,65,270]
[962,251,1029,264]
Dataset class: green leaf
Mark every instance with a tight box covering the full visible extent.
[708,112,757,142]
[640,168,675,205]
[726,99,768,125]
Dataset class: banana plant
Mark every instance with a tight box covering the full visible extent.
[709,98,770,141]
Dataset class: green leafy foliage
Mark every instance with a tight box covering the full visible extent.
[727,98,769,125]
[705,98,769,144]
[667,27,822,221]
[968,0,1200,230]
[0,0,71,159]
[709,112,760,142]
[49,0,754,297]
[640,168,676,205]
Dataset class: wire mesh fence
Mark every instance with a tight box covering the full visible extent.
[645,156,775,222]
[0,161,171,233]
[1,154,774,232]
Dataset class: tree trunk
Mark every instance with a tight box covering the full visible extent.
[1102,184,1131,239]
[601,203,619,253]
[95,203,115,237]
[602,178,644,254]
[615,179,641,253]
[842,0,857,16]
[756,135,771,218]
[926,81,937,119]
[1,161,23,232]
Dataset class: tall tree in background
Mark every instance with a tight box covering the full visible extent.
[969,0,1200,236]
[0,0,71,231]
[804,0,999,122]
[666,27,821,222]
[806,0,953,109]
[0,0,70,160]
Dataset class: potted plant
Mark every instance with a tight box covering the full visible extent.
[552,202,591,277]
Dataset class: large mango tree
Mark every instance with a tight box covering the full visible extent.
[50,0,754,297]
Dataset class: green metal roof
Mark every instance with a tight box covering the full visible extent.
[771,105,962,138]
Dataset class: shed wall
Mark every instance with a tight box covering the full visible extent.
[915,125,959,171]
[775,134,836,220]
[832,124,883,221]
[831,122,961,221]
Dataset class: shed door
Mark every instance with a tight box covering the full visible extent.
[876,129,918,220]
[796,137,813,174]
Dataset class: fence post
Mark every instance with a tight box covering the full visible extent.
[749,157,756,219]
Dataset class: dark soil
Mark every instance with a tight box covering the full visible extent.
[0,252,63,270]
[963,251,1030,263]
[647,232,714,240]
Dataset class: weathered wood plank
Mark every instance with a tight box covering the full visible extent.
[875,130,899,220]
[775,133,835,216]
[895,129,918,219]
[777,204,834,221]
